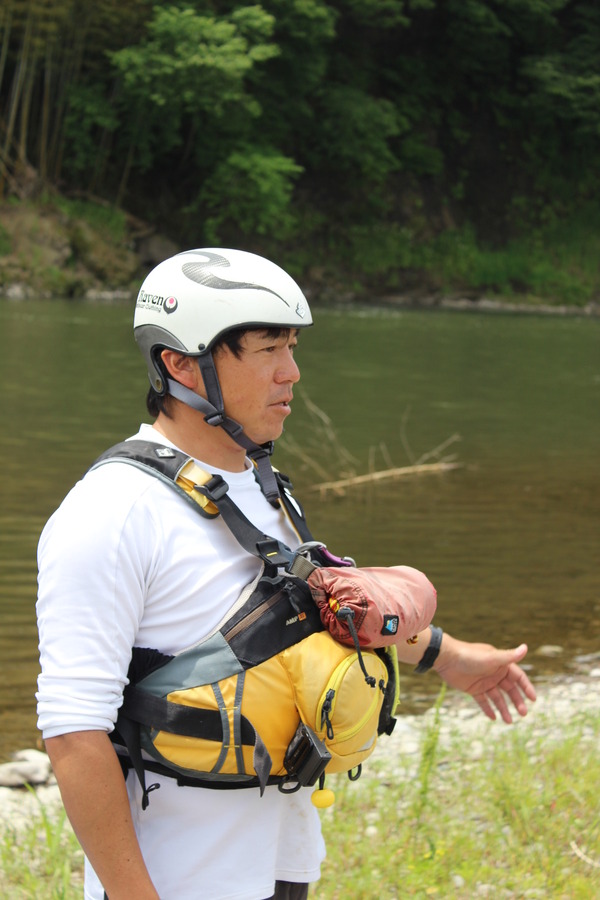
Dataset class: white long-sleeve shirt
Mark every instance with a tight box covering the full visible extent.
[37,424,325,900]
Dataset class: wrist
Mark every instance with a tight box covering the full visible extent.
[414,624,443,673]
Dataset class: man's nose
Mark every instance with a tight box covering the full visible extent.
[277,350,300,383]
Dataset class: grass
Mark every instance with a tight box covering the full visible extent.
[2,698,599,897]
[410,215,600,307]
[50,193,128,243]
[0,788,83,899]
[311,692,600,898]
[314,201,600,307]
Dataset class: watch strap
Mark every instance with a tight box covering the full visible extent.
[414,624,443,674]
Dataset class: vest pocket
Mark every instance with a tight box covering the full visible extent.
[281,632,388,774]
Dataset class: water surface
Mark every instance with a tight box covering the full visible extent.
[0,300,598,760]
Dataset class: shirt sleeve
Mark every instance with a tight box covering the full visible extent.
[36,466,162,738]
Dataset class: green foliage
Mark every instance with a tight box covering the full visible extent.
[107,4,279,171]
[199,148,303,242]
[265,0,337,42]
[1,0,600,302]
[331,0,412,29]
[62,83,119,176]
[309,86,403,181]
[110,5,279,111]
[409,208,600,305]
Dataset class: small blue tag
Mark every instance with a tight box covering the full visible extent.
[381,615,399,635]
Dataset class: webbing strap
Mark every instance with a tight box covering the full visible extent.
[194,477,295,568]
[121,685,272,794]
[121,686,253,742]
[274,471,314,543]
[91,441,313,565]
[166,372,281,504]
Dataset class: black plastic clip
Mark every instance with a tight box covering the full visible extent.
[255,538,294,567]
[193,474,229,504]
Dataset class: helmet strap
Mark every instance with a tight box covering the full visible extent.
[166,356,281,505]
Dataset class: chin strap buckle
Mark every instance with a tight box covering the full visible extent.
[204,411,225,427]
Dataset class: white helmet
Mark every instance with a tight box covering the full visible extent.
[134,248,312,393]
[133,248,313,503]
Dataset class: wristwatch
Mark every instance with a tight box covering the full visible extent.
[414,624,443,673]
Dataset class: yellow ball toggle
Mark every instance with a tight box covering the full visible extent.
[311,788,335,808]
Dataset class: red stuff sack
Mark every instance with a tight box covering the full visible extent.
[308,565,437,649]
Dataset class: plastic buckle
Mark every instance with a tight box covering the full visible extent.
[256,539,293,567]
[204,412,225,427]
[194,475,229,504]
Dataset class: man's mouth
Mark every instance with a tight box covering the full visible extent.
[270,397,292,414]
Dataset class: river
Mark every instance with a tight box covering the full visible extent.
[0,299,598,761]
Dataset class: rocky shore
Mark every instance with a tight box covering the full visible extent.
[1,670,598,834]
[368,669,600,784]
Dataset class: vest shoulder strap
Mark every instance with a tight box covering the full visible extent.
[91,440,221,517]
[90,440,314,570]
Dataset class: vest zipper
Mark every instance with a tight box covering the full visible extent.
[222,591,283,642]
[321,690,335,739]
[316,653,385,744]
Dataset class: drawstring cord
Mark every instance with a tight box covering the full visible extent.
[335,606,377,688]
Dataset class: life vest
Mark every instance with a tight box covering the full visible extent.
[91,441,399,807]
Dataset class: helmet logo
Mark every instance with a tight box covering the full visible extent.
[295,301,306,318]
[180,251,291,307]
[136,290,177,314]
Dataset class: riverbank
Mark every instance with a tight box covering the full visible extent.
[2,670,599,833]
[1,197,599,315]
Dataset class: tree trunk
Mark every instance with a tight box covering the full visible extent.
[0,4,33,194]
[0,1,14,100]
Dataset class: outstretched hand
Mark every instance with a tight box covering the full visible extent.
[434,637,537,723]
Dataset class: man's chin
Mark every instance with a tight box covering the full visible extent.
[246,428,283,447]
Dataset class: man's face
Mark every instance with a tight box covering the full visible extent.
[213,329,301,445]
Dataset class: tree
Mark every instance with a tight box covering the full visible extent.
[106,4,280,204]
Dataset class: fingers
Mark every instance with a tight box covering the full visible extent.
[501,665,537,712]
[489,688,514,725]
[474,693,498,722]
[518,670,537,702]
[476,688,517,724]
[477,667,536,724]
[487,647,536,722]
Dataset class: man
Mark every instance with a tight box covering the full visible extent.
[37,248,536,900]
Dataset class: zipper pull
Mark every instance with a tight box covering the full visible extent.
[282,579,302,614]
[321,689,335,740]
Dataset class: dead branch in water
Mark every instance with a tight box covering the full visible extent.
[281,392,462,496]
[310,460,462,498]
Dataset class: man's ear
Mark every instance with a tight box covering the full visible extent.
[160,350,201,391]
